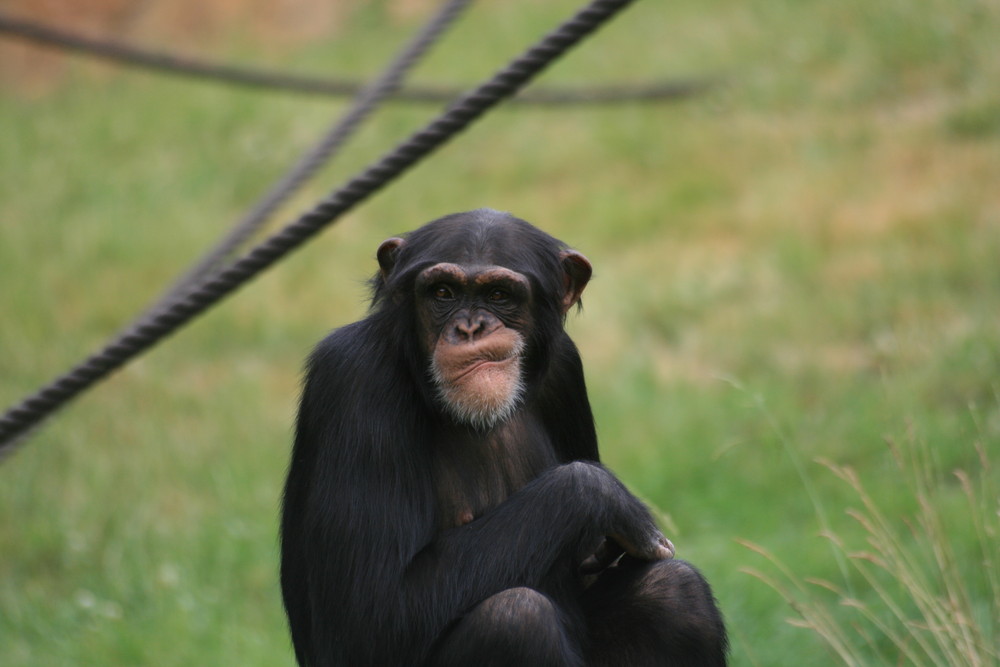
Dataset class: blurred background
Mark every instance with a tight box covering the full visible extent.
[1,0,998,664]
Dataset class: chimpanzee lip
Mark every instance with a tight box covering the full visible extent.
[454,356,516,382]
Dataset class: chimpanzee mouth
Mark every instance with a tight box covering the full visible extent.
[454,355,516,382]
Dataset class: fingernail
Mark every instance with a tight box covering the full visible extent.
[660,536,675,559]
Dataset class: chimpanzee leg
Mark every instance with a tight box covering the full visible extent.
[582,558,728,667]
[427,587,584,667]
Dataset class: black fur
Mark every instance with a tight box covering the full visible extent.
[280,209,727,666]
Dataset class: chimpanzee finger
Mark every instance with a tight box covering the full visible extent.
[579,538,626,574]
[610,530,675,562]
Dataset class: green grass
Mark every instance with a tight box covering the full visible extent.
[742,433,999,665]
[2,0,998,663]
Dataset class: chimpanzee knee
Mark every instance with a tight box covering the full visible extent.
[428,587,583,667]
[585,558,728,667]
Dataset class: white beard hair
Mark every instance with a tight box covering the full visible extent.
[430,348,526,431]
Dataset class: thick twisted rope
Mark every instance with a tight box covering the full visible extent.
[0,0,638,454]
[138,0,473,318]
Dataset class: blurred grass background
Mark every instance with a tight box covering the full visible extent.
[1,0,998,664]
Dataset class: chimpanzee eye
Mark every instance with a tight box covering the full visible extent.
[487,288,510,303]
[432,285,455,301]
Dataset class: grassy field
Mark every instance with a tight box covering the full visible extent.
[2,0,998,664]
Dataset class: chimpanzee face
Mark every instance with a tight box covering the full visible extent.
[373,210,592,430]
[414,262,533,430]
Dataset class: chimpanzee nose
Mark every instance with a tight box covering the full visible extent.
[453,316,486,342]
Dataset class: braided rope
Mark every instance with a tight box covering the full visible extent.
[139,0,472,317]
[0,0,637,454]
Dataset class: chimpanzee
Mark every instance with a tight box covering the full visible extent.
[280,209,727,666]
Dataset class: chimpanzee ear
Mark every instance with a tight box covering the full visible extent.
[559,250,592,313]
[377,238,405,279]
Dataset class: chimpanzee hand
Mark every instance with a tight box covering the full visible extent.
[579,534,674,576]
[610,528,675,562]
[558,462,674,565]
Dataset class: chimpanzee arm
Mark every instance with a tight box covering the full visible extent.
[281,325,441,665]
[416,460,673,597]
